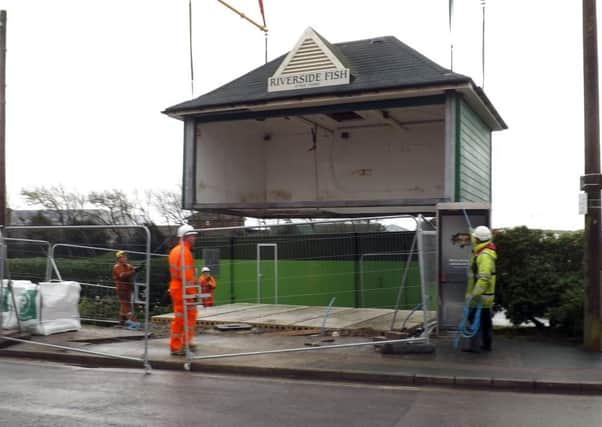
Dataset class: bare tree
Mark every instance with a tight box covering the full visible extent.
[20,185,86,225]
[150,188,191,226]
[87,189,136,225]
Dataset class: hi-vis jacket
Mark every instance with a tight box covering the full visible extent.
[168,241,196,292]
[466,240,497,308]
[198,274,217,307]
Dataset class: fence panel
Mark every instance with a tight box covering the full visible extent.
[195,218,420,309]
[0,225,153,371]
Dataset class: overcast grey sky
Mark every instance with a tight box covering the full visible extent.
[0,0,592,230]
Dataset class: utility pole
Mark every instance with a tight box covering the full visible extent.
[0,11,6,228]
[581,0,602,351]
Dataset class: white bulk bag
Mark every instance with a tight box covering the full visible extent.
[1,280,40,330]
[33,281,81,336]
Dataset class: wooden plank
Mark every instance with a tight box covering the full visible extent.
[247,306,350,326]
[199,304,308,323]
[296,307,392,329]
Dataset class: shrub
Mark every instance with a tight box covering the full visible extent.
[495,227,584,335]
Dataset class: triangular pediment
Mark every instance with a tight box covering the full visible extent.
[268,27,350,92]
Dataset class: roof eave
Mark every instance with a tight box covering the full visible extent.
[457,82,507,131]
[162,81,469,120]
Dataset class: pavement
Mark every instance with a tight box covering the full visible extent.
[1,322,601,395]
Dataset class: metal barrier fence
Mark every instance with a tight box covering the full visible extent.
[192,216,424,310]
[171,215,438,370]
[0,216,439,372]
[0,225,153,372]
[48,243,168,324]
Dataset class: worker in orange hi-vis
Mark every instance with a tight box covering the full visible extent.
[168,224,199,356]
[112,250,138,326]
[198,266,217,307]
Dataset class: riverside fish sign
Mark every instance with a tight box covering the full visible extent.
[268,68,350,92]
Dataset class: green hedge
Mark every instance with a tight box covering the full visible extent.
[495,227,584,336]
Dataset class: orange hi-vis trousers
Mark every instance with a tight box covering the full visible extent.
[169,284,197,352]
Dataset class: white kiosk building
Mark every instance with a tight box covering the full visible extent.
[164,28,506,326]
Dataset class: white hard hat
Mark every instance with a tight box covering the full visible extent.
[176,224,197,237]
[472,225,492,241]
[201,266,211,272]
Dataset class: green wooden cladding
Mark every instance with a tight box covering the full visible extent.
[455,98,492,202]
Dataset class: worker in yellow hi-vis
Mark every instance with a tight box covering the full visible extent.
[464,225,497,353]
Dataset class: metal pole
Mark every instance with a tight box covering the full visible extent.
[416,217,430,332]
[188,0,194,97]
[0,229,4,331]
[180,235,190,366]
[390,234,418,330]
[195,215,418,234]
[192,336,427,361]
[256,244,261,303]
[0,11,6,227]
[274,244,278,304]
[142,225,152,373]
[320,297,336,335]
[582,0,602,351]
[481,0,486,88]
[359,254,365,308]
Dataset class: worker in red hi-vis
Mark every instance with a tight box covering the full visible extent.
[198,266,217,307]
[168,224,199,356]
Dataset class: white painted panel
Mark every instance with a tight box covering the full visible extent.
[194,115,445,208]
[264,119,327,203]
[195,121,266,203]
[317,123,444,200]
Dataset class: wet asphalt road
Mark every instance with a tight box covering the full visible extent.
[0,358,600,427]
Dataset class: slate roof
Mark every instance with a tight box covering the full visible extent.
[163,36,473,115]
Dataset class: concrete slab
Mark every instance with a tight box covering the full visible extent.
[296,308,393,329]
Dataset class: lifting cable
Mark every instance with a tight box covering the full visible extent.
[188,1,269,96]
